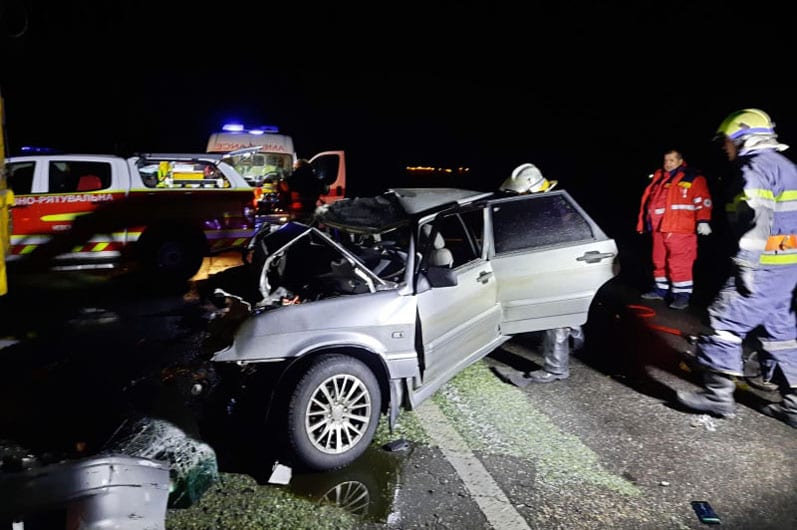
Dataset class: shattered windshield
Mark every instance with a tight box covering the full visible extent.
[315,193,407,233]
[248,222,407,308]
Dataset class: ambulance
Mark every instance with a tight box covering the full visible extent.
[206,123,346,224]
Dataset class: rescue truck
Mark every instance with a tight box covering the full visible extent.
[4,152,259,281]
[206,123,346,224]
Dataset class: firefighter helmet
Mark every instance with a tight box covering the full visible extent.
[715,108,776,141]
[500,163,558,194]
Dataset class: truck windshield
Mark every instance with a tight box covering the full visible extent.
[224,152,293,188]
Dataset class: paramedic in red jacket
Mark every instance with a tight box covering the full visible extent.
[637,149,713,309]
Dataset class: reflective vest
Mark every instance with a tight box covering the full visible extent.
[729,149,797,266]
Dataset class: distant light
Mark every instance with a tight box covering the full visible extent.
[222,123,245,132]
[405,165,470,174]
[248,129,265,135]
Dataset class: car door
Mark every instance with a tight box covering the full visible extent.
[488,190,618,334]
[309,150,346,205]
[415,206,503,396]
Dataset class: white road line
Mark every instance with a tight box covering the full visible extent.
[416,399,531,530]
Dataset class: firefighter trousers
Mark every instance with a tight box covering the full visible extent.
[697,264,797,388]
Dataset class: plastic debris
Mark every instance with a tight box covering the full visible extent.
[103,416,219,508]
[690,414,717,431]
[268,462,292,485]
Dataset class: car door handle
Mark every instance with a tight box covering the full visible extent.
[577,250,616,264]
[477,271,493,284]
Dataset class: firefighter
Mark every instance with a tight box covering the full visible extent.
[499,163,582,384]
[676,109,797,428]
[637,150,713,310]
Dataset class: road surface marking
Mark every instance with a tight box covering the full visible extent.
[416,399,531,530]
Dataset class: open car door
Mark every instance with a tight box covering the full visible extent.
[488,190,618,334]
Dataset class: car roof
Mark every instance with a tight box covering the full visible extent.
[388,188,493,215]
[133,153,226,163]
[315,187,493,234]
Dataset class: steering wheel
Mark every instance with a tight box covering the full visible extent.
[372,242,406,281]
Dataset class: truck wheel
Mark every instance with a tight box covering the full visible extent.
[141,234,205,281]
[286,355,381,472]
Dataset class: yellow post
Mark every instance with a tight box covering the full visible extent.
[0,90,14,296]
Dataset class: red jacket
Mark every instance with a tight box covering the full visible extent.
[636,164,713,234]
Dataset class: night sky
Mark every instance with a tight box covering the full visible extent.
[1,1,794,237]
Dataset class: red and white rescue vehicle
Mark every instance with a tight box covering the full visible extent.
[5,152,259,280]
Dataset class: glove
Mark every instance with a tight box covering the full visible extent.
[697,222,712,236]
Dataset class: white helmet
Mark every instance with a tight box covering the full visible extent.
[500,163,558,194]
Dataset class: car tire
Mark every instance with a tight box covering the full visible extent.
[286,355,381,472]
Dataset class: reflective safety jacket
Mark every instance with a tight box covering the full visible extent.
[636,164,713,234]
[728,149,797,266]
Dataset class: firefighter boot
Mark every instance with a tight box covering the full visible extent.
[525,327,570,383]
[675,371,737,417]
[760,390,797,429]
[641,287,667,301]
[669,293,690,310]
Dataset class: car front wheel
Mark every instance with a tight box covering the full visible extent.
[287,355,381,472]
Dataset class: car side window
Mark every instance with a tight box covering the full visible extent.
[7,162,35,194]
[48,161,111,193]
[435,210,484,268]
[492,194,594,254]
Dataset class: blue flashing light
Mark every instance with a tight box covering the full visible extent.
[220,122,280,135]
[20,145,60,154]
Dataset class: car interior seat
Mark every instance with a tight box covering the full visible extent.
[421,225,454,268]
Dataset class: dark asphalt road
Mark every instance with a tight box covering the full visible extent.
[1,246,796,529]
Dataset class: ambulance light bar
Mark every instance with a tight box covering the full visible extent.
[221,123,280,135]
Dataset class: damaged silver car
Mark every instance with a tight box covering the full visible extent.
[201,187,618,472]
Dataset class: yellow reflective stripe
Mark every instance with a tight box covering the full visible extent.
[41,212,91,222]
[19,245,36,255]
[760,253,797,265]
[746,188,797,202]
